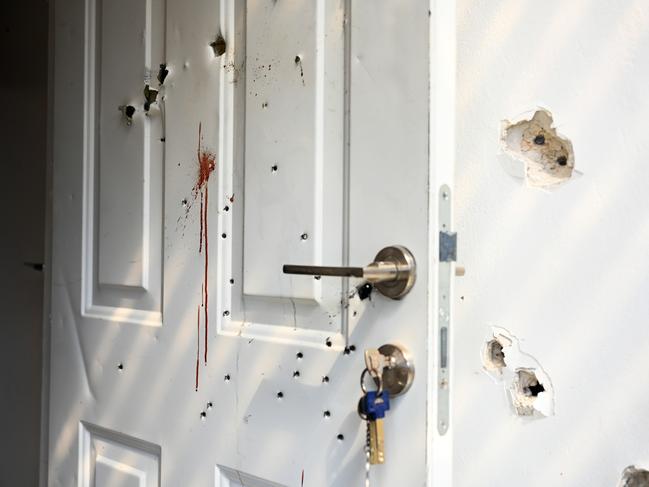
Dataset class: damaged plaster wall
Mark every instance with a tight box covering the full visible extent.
[455,0,649,484]
[500,109,576,189]
[619,466,649,487]
[482,327,554,418]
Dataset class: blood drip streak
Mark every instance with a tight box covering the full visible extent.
[199,192,204,254]
[203,184,209,364]
[195,123,215,367]
[195,305,200,391]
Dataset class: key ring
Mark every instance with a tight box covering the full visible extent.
[360,367,384,396]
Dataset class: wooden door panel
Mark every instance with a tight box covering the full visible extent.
[82,0,165,325]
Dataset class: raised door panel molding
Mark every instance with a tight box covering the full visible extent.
[82,0,165,326]
[216,0,348,348]
[79,423,160,487]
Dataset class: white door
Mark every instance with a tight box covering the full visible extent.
[48,1,454,486]
[453,1,649,486]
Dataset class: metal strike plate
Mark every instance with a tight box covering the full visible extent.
[369,343,415,397]
[437,184,452,435]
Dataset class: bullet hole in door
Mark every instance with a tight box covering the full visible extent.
[296,351,304,359]
[143,84,158,112]
[323,410,331,418]
[271,164,278,173]
[210,34,226,57]
[119,105,136,125]
[357,282,373,301]
[293,370,300,378]
[482,327,555,418]
[336,434,344,441]
[619,466,649,487]
[500,109,576,189]
[207,402,213,410]
[276,391,284,399]
[157,63,169,85]
[117,363,124,371]
[200,411,207,421]
[325,338,333,348]
[224,374,231,382]
[322,376,330,383]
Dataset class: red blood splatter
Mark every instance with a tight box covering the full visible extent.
[193,123,216,367]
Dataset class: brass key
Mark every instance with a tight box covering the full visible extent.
[368,417,385,464]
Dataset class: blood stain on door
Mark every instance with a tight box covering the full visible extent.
[193,122,216,390]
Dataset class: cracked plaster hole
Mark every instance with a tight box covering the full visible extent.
[484,339,506,370]
[483,327,555,418]
[511,368,546,416]
[501,109,575,189]
[619,466,649,487]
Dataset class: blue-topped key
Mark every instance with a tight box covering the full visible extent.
[362,390,391,420]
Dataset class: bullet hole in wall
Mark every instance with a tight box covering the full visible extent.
[511,368,546,416]
[619,466,649,487]
[484,339,506,370]
[500,109,576,189]
[482,327,554,418]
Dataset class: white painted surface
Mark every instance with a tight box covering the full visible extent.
[454,0,649,485]
[49,2,444,487]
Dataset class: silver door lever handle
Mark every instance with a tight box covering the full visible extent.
[283,245,416,299]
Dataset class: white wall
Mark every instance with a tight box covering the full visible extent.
[454,1,649,485]
[0,1,48,485]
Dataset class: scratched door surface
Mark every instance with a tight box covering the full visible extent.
[48,1,446,486]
